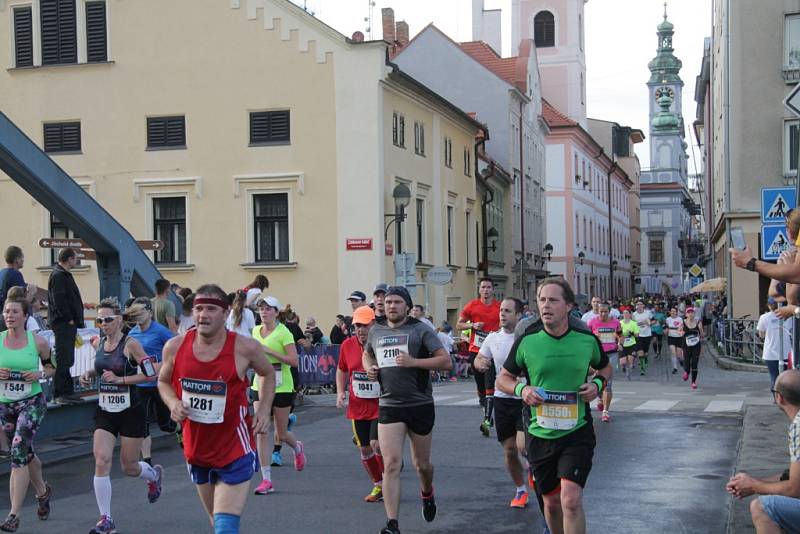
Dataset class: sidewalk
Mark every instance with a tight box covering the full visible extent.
[726,403,790,534]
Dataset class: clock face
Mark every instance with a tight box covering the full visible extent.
[654,86,674,101]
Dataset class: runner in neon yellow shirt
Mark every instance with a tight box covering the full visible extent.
[618,309,639,380]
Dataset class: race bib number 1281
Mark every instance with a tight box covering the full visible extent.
[181,378,227,424]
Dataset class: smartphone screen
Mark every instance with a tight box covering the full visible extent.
[730,226,746,250]
[141,357,156,377]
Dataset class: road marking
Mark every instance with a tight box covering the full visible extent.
[433,395,460,402]
[704,400,744,413]
[451,398,481,406]
[716,394,747,398]
[634,400,680,411]
[662,392,691,396]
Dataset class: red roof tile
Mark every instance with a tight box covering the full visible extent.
[542,99,577,127]
[459,41,527,93]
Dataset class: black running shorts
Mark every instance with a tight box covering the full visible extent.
[379,404,435,436]
[94,403,146,439]
[636,336,652,354]
[494,397,524,443]
[352,419,379,446]
[527,423,595,495]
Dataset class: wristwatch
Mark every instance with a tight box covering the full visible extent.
[745,258,757,272]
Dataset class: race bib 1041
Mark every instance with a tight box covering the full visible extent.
[352,371,380,399]
[535,390,579,430]
[376,335,409,368]
[181,378,227,424]
[1,371,31,401]
[98,382,131,413]
[473,330,489,348]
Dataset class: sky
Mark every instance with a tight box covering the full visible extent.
[293,0,712,173]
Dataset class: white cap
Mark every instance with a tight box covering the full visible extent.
[255,294,281,310]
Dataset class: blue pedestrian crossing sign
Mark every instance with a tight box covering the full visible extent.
[761,187,796,224]
[761,225,791,260]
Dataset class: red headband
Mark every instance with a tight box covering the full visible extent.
[193,297,229,309]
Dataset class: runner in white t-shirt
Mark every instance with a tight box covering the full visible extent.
[665,307,684,374]
[632,301,653,376]
[757,299,792,392]
[474,297,530,509]
[580,296,601,325]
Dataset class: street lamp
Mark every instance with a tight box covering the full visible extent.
[543,243,553,261]
[384,183,411,241]
[487,226,499,252]
[578,251,585,265]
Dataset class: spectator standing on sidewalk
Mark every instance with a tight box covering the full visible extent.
[757,298,792,393]
[727,369,800,534]
[151,279,177,333]
[0,246,25,332]
[47,248,85,405]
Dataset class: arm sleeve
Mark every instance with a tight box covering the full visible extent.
[166,301,177,319]
[756,315,767,332]
[421,326,444,355]
[281,327,295,348]
[478,332,493,359]
[365,329,375,356]
[502,335,526,376]
[337,343,349,372]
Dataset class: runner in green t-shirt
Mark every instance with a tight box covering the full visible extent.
[619,309,640,380]
[497,278,612,534]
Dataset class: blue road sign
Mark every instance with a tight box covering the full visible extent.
[761,187,796,224]
[762,225,791,260]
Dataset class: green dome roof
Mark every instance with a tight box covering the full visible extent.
[657,18,674,32]
[648,7,682,84]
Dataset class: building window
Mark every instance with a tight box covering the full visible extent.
[580,73,584,105]
[253,193,289,262]
[49,213,80,265]
[574,154,580,182]
[465,211,472,266]
[444,137,452,168]
[575,214,580,247]
[649,238,664,264]
[85,1,107,63]
[785,119,799,175]
[153,197,186,264]
[579,14,583,51]
[147,116,186,149]
[416,198,425,263]
[447,206,454,265]
[582,217,587,249]
[43,121,81,153]
[534,11,555,48]
[785,14,800,69]
[392,112,399,146]
[250,110,290,145]
[464,147,471,176]
[13,6,34,68]
[398,115,405,147]
[414,121,425,156]
[40,0,77,66]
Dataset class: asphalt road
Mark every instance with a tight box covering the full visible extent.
[0,400,741,534]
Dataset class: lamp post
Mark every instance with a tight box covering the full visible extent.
[384,183,411,250]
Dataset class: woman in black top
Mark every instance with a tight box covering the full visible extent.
[682,307,705,389]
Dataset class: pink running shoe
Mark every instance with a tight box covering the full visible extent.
[294,441,306,472]
[691,382,697,390]
[682,371,689,381]
[253,480,274,495]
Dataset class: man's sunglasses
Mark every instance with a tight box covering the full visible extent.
[95,316,119,325]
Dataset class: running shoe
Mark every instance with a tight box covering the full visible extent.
[294,441,306,471]
[287,413,297,432]
[36,483,52,520]
[596,401,604,412]
[421,492,436,522]
[527,470,535,491]
[691,382,697,390]
[479,419,491,437]
[364,485,383,502]
[0,515,18,532]
[147,465,163,503]
[601,411,610,423]
[672,368,678,374]
[510,489,529,508]
[380,519,401,534]
[682,371,689,381]
[89,515,117,534]
[271,451,283,467]
[640,370,646,376]
[254,479,274,495]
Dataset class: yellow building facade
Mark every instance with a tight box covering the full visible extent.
[0,0,482,326]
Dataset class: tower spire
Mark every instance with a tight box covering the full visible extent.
[663,2,668,21]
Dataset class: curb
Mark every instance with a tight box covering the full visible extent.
[706,347,767,373]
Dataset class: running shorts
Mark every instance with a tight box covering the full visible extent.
[493,397,524,442]
[636,336,652,353]
[0,393,46,467]
[527,423,595,495]
[188,451,259,486]
[94,403,146,439]
[352,419,378,446]
[621,344,637,357]
[378,404,435,436]
[667,336,683,348]
[250,390,295,410]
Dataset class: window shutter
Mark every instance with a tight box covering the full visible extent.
[250,111,290,144]
[44,122,81,153]
[86,1,107,63]
[41,0,77,65]
[13,7,33,68]
[147,116,185,148]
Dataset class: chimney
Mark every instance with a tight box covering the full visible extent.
[396,20,409,45]
[382,8,396,42]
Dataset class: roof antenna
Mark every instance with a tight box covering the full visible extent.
[663,1,668,21]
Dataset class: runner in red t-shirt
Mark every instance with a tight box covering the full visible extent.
[456,277,501,436]
[336,305,384,503]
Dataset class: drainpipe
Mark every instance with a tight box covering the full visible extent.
[608,160,618,300]
[519,99,526,299]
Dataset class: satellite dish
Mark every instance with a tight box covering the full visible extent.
[352,31,365,42]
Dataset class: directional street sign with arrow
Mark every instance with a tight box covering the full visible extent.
[38,238,164,251]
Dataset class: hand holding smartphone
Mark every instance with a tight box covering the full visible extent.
[730,226,746,250]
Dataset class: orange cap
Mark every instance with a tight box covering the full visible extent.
[352,306,376,325]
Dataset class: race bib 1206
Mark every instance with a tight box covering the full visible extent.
[376,335,409,368]
[98,382,131,413]
[181,378,227,424]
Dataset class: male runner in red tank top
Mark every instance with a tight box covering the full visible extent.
[158,284,275,534]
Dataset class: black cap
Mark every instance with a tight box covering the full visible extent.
[385,286,412,308]
[373,283,389,295]
[347,291,367,301]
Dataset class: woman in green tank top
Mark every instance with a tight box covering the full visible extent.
[0,287,56,531]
